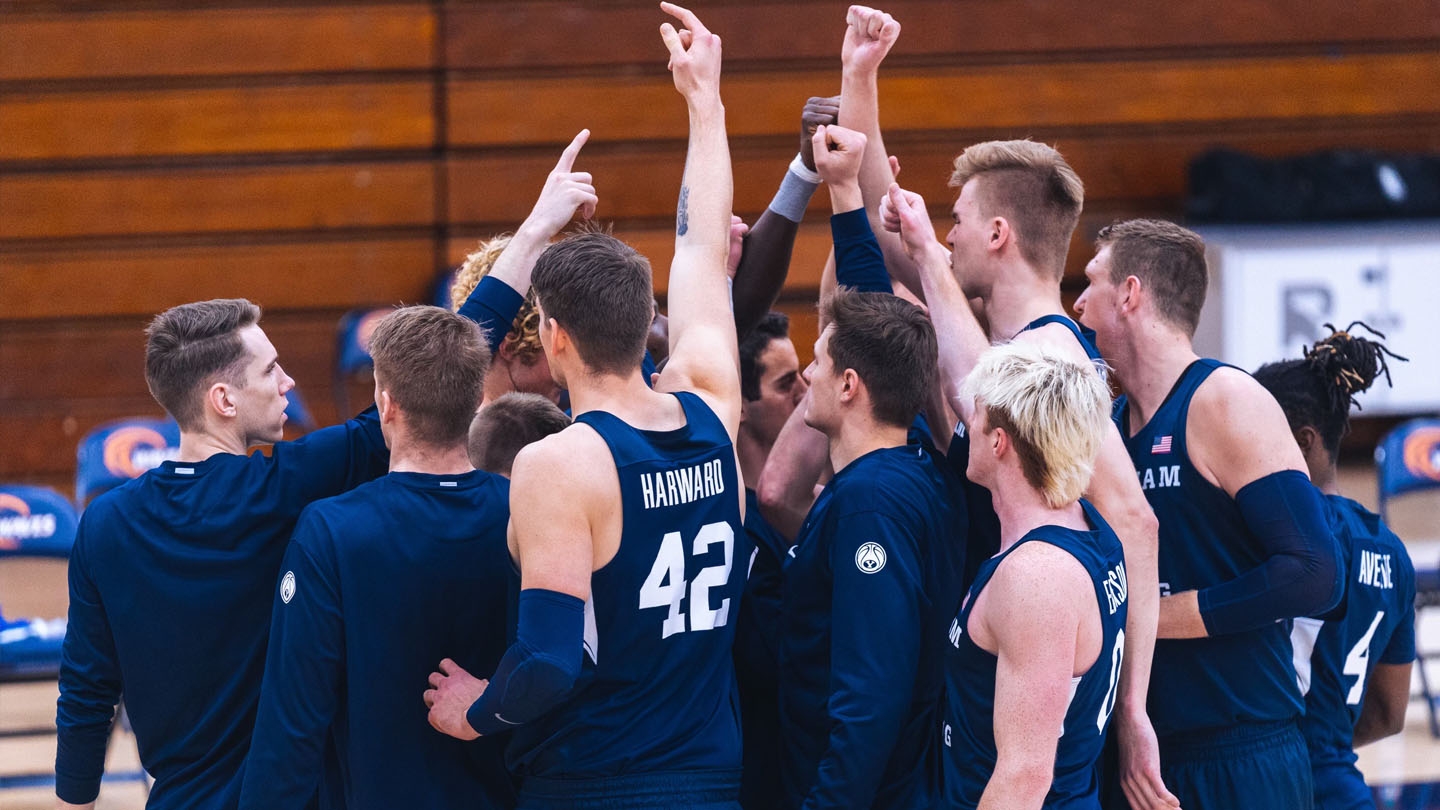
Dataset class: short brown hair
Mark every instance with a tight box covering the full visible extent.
[1096,219,1209,336]
[820,288,937,429]
[145,298,262,430]
[450,234,545,363]
[368,305,490,448]
[531,230,653,375]
[468,392,571,477]
[949,140,1084,280]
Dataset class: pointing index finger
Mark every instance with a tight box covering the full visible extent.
[660,1,708,36]
[555,129,591,173]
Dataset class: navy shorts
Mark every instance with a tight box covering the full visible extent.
[517,769,743,810]
[1158,720,1312,810]
[1312,760,1372,810]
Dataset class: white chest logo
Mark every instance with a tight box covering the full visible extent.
[280,571,296,604]
[855,542,887,574]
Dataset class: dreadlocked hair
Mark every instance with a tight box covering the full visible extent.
[1254,321,1407,457]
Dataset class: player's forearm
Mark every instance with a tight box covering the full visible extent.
[830,207,891,295]
[978,760,1053,810]
[1157,590,1207,639]
[1353,662,1413,746]
[756,404,828,541]
[732,208,799,339]
[485,221,552,296]
[1089,467,1159,708]
[915,244,988,418]
[668,98,734,337]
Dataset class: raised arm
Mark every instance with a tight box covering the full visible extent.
[654,2,742,436]
[815,124,892,294]
[837,5,936,298]
[886,183,989,422]
[457,130,597,354]
[731,97,839,337]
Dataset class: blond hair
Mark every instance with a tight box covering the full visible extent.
[949,139,1084,281]
[450,234,544,362]
[960,341,1111,507]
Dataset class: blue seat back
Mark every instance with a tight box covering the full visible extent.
[1375,418,1440,520]
[75,417,181,507]
[0,485,79,559]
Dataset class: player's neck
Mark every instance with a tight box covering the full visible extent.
[1310,462,1341,496]
[982,270,1065,341]
[991,474,1083,552]
[176,426,246,462]
[388,439,474,475]
[479,362,514,407]
[565,368,659,419]
[827,417,909,475]
[736,428,771,490]
[1116,329,1200,429]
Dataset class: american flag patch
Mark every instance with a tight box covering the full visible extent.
[1151,435,1173,454]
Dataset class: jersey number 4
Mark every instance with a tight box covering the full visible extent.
[639,521,735,638]
[1343,611,1385,705]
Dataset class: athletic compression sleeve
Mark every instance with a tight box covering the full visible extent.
[458,275,527,356]
[831,208,892,294]
[1197,470,1342,635]
[467,588,584,735]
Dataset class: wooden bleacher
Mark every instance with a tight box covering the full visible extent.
[3,0,1439,493]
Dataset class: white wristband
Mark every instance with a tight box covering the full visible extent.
[789,153,822,185]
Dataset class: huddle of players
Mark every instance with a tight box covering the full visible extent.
[51,4,1419,810]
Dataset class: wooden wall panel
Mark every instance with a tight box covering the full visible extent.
[0,5,435,81]
[0,162,436,239]
[0,81,435,161]
[449,53,1440,148]
[446,0,1440,70]
[0,239,437,320]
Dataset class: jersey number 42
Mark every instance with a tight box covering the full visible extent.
[639,521,735,638]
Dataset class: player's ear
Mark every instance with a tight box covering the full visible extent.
[1120,275,1142,313]
[1294,425,1321,457]
[988,216,1010,254]
[839,368,861,403]
[207,381,236,419]
[991,424,1009,459]
[377,388,397,424]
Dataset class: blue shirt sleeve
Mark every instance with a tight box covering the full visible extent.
[803,509,923,810]
[238,515,345,810]
[830,208,892,294]
[55,520,123,805]
[457,275,527,356]
[267,407,390,514]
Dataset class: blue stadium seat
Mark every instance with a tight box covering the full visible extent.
[1375,418,1440,738]
[0,484,76,684]
[74,417,181,508]
[334,306,395,417]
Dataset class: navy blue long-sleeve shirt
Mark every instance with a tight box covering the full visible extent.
[56,411,388,808]
[459,275,526,356]
[778,444,966,810]
[831,208,892,295]
[239,470,515,810]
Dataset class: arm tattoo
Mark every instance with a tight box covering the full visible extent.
[676,185,690,237]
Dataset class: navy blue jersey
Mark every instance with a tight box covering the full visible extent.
[1115,359,1304,736]
[1292,495,1415,774]
[736,489,788,810]
[949,315,1102,590]
[56,412,388,809]
[943,500,1127,809]
[240,470,516,810]
[779,443,967,810]
[507,392,750,780]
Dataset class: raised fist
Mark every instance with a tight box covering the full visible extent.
[842,5,900,75]
[799,95,841,173]
[811,124,868,187]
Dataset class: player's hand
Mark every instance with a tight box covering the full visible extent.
[799,95,841,173]
[841,5,900,76]
[811,124,868,187]
[520,129,597,240]
[726,214,749,279]
[1116,710,1182,809]
[424,658,486,741]
[882,183,936,255]
[660,2,722,103]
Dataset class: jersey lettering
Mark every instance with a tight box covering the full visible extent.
[1096,628,1126,732]
[1356,550,1394,589]
[639,459,726,509]
[1343,610,1385,705]
[1138,465,1181,491]
[1103,561,1128,616]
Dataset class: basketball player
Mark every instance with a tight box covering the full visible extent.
[424,5,751,808]
[56,299,389,810]
[239,306,513,810]
[469,392,572,478]
[1255,325,1415,810]
[882,133,1169,806]
[1070,218,1344,809]
[776,288,966,809]
[945,341,1127,809]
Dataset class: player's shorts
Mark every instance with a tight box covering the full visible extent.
[1157,719,1312,810]
[1311,760,1372,810]
[517,769,743,810]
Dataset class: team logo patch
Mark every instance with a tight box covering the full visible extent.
[280,571,296,604]
[855,542,887,574]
